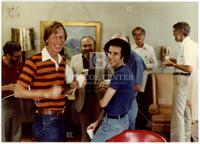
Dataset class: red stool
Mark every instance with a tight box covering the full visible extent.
[106,129,167,142]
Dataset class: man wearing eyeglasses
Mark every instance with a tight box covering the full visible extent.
[2,41,23,142]
[163,22,198,142]
[131,26,157,129]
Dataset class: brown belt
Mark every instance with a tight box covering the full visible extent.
[36,109,63,115]
[173,72,190,76]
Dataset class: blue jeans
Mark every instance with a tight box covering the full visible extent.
[32,114,65,142]
[128,98,138,129]
[92,114,129,142]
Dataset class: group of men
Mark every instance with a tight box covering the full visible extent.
[2,21,198,142]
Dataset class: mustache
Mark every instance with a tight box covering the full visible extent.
[83,49,93,53]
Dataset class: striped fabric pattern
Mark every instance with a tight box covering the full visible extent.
[18,53,66,110]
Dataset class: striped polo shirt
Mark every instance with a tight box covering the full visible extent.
[17,48,66,111]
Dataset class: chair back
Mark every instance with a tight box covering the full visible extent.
[153,73,174,109]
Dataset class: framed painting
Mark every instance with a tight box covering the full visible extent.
[40,21,102,60]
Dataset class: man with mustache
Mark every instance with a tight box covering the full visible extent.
[70,36,112,141]
[2,41,23,142]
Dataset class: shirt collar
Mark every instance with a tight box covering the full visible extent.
[134,43,147,50]
[180,36,190,48]
[41,46,62,64]
[2,56,9,67]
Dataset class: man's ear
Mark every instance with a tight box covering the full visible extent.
[5,53,12,59]
[121,56,124,62]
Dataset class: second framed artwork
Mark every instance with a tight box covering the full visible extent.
[40,20,102,60]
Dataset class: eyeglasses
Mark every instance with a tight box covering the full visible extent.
[13,55,22,59]
[133,33,144,37]
[173,29,182,33]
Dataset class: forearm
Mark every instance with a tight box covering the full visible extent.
[14,83,62,99]
[145,63,155,70]
[2,83,15,91]
[99,87,115,108]
[146,60,157,70]
[174,64,193,73]
[96,110,104,123]
[14,84,44,99]
[170,57,177,63]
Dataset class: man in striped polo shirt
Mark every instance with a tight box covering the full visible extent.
[14,21,71,142]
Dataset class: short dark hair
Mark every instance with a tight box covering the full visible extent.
[132,26,146,36]
[80,36,96,47]
[43,21,67,45]
[104,38,131,63]
[173,22,190,36]
[3,41,21,55]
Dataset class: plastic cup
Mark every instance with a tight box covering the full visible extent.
[87,128,94,139]
[76,74,86,88]
[104,79,111,86]
[82,69,89,75]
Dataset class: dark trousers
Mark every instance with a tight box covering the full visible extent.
[80,95,101,142]
[135,92,149,129]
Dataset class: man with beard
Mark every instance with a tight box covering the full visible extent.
[70,36,112,141]
[2,41,23,142]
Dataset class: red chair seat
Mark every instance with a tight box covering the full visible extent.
[106,129,167,142]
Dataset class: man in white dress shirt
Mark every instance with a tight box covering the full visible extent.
[163,22,198,142]
[132,26,157,91]
[131,26,157,129]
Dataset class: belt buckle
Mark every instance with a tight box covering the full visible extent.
[37,109,62,115]
[105,113,126,119]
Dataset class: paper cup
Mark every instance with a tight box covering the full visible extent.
[87,129,94,139]
[82,69,89,75]
[76,74,86,88]
[104,79,111,86]
[164,56,170,60]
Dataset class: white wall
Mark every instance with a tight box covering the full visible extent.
[2,2,198,59]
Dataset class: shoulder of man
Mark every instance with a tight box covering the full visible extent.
[144,43,154,50]
[71,53,82,60]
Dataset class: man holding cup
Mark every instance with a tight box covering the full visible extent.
[70,36,112,141]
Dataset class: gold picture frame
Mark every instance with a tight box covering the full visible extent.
[40,21,102,60]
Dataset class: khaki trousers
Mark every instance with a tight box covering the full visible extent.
[170,75,191,142]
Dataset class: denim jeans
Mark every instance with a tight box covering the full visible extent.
[92,114,129,142]
[32,114,65,142]
[128,98,138,129]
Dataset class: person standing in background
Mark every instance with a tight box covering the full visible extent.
[131,26,157,129]
[2,41,23,142]
[163,22,198,142]
[70,36,112,142]
[87,38,135,142]
[110,33,145,130]
[14,21,73,142]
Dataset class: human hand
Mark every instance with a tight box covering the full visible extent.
[3,83,16,91]
[187,99,191,107]
[70,80,79,89]
[9,83,16,91]
[82,69,89,76]
[134,84,142,92]
[162,56,174,66]
[44,85,62,99]
[99,79,110,88]
[87,121,98,132]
